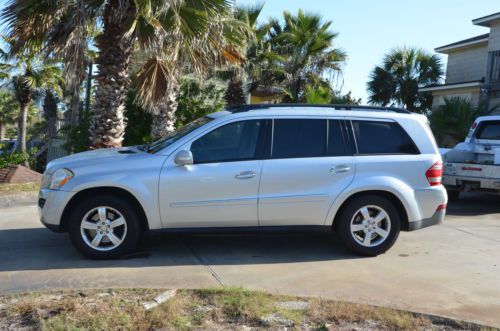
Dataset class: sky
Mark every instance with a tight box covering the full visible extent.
[238,0,500,102]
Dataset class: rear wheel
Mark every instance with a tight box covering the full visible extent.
[335,195,401,256]
[68,195,141,259]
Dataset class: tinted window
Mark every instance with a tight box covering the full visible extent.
[328,120,349,156]
[191,120,266,163]
[272,119,327,158]
[352,120,419,155]
[476,121,500,140]
[147,117,212,153]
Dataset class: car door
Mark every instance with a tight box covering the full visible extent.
[258,118,355,226]
[159,119,270,228]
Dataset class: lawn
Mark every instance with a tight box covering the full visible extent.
[0,288,484,330]
[0,182,40,195]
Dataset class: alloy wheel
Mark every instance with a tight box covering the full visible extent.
[350,205,391,247]
[80,206,127,251]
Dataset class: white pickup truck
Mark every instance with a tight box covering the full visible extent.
[441,115,500,200]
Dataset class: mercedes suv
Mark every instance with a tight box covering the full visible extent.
[39,104,447,259]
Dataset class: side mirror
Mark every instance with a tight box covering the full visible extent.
[174,150,193,166]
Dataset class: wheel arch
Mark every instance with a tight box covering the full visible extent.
[331,190,410,231]
[60,186,149,233]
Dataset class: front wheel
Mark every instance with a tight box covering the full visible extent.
[335,195,401,256]
[68,195,141,259]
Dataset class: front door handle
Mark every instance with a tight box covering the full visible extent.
[330,165,351,173]
[235,171,256,179]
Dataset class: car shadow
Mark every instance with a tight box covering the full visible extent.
[0,228,362,272]
[446,193,500,216]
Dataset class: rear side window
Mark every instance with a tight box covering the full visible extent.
[272,119,327,158]
[351,120,419,155]
[476,121,500,140]
[328,120,349,156]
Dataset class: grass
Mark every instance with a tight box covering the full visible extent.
[0,287,490,330]
[0,182,40,194]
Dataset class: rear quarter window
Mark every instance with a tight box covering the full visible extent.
[351,120,420,155]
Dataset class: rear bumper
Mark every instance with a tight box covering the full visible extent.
[407,209,445,231]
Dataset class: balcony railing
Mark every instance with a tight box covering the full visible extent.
[486,50,500,84]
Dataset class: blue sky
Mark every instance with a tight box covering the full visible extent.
[238,0,499,102]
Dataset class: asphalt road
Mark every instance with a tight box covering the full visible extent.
[0,193,499,327]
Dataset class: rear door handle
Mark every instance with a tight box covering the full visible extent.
[235,171,256,179]
[330,165,351,173]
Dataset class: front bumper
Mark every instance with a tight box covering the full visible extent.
[38,188,75,232]
[407,209,445,231]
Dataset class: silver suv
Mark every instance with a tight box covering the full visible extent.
[39,105,447,259]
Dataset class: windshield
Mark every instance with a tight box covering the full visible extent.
[146,117,213,154]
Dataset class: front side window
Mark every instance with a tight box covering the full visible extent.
[352,120,419,155]
[476,121,500,140]
[272,119,327,158]
[191,120,267,163]
[147,117,212,154]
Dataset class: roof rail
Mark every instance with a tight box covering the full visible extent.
[226,103,411,114]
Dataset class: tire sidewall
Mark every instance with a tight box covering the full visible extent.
[68,195,141,259]
[336,195,401,256]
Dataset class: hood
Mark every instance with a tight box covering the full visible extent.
[46,147,145,173]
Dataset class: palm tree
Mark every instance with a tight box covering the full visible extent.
[367,47,443,113]
[133,9,246,139]
[2,0,234,148]
[0,43,63,154]
[269,10,346,102]
[0,91,18,141]
[430,97,495,146]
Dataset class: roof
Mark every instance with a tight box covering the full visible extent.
[473,12,500,27]
[419,80,483,93]
[435,34,489,53]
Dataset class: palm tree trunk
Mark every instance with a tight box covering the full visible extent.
[89,0,136,148]
[151,84,179,140]
[70,87,81,124]
[0,122,4,141]
[17,101,29,159]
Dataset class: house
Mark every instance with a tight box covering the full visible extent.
[420,12,500,112]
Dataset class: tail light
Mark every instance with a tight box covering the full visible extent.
[426,161,443,186]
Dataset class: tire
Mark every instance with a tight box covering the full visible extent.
[447,189,460,201]
[68,195,142,259]
[335,195,401,256]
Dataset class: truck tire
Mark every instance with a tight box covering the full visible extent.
[447,190,460,201]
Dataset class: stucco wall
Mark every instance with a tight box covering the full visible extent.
[430,87,481,109]
[488,22,500,51]
[445,45,488,84]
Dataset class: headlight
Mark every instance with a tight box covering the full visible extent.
[49,168,74,190]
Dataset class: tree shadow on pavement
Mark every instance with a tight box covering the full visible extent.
[0,228,361,273]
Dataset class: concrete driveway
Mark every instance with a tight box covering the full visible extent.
[0,194,499,327]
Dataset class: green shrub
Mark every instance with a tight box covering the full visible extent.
[0,149,37,169]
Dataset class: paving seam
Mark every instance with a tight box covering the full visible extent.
[442,224,500,243]
[179,237,226,287]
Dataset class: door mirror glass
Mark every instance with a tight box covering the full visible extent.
[174,150,193,166]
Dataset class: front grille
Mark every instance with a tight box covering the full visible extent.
[38,198,46,208]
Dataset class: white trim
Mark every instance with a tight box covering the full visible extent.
[473,13,500,27]
[435,38,488,53]
[419,82,482,92]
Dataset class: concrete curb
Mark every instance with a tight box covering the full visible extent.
[0,191,38,208]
